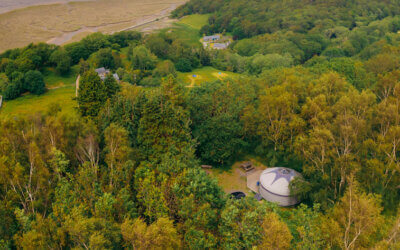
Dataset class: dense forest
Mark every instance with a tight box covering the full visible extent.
[0,0,400,249]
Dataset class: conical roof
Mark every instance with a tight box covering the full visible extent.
[259,167,301,197]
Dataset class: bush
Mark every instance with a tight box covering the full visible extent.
[24,70,45,95]
[139,76,162,87]
[3,83,20,100]
[175,58,192,72]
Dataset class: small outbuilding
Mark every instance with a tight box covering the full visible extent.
[259,167,302,206]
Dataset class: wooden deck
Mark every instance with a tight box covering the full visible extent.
[247,170,263,193]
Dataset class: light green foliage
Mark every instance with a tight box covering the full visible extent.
[104,123,131,190]
[179,14,211,30]
[324,179,385,249]
[153,60,177,78]
[121,217,181,249]
[130,45,158,71]
[218,198,269,248]
[248,53,293,74]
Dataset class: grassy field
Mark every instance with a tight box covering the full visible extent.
[0,85,77,117]
[163,22,202,46]
[178,14,210,30]
[0,65,79,117]
[43,65,79,88]
[177,66,239,87]
[0,0,186,52]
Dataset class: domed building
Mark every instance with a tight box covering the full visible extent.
[259,167,302,206]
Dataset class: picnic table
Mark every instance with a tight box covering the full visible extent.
[241,161,254,172]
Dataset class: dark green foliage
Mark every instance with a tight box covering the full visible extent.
[103,74,120,98]
[3,71,25,99]
[145,34,171,59]
[24,70,46,95]
[139,76,162,87]
[175,58,192,72]
[50,49,71,75]
[65,42,91,64]
[109,31,142,47]
[95,48,116,70]
[3,82,20,100]
[77,70,107,117]
[188,79,257,165]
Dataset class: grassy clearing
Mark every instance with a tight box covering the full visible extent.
[177,66,239,87]
[166,23,202,46]
[0,85,77,117]
[207,158,267,194]
[43,65,79,88]
[178,14,210,30]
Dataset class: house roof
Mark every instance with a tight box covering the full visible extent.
[95,68,119,81]
[213,43,228,49]
[95,67,109,75]
[203,35,220,40]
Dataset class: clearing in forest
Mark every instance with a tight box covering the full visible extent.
[178,66,238,87]
[205,159,267,195]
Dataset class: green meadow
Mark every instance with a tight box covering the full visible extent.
[43,65,79,88]
[0,85,77,117]
[177,66,239,87]
[1,65,79,117]
[178,14,210,30]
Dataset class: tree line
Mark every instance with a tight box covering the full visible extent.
[0,0,400,248]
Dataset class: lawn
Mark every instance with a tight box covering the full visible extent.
[0,85,77,117]
[177,66,239,87]
[43,65,79,88]
[178,14,211,30]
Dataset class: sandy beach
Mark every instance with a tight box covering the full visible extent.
[0,0,92,14]
[0,0,186,52]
